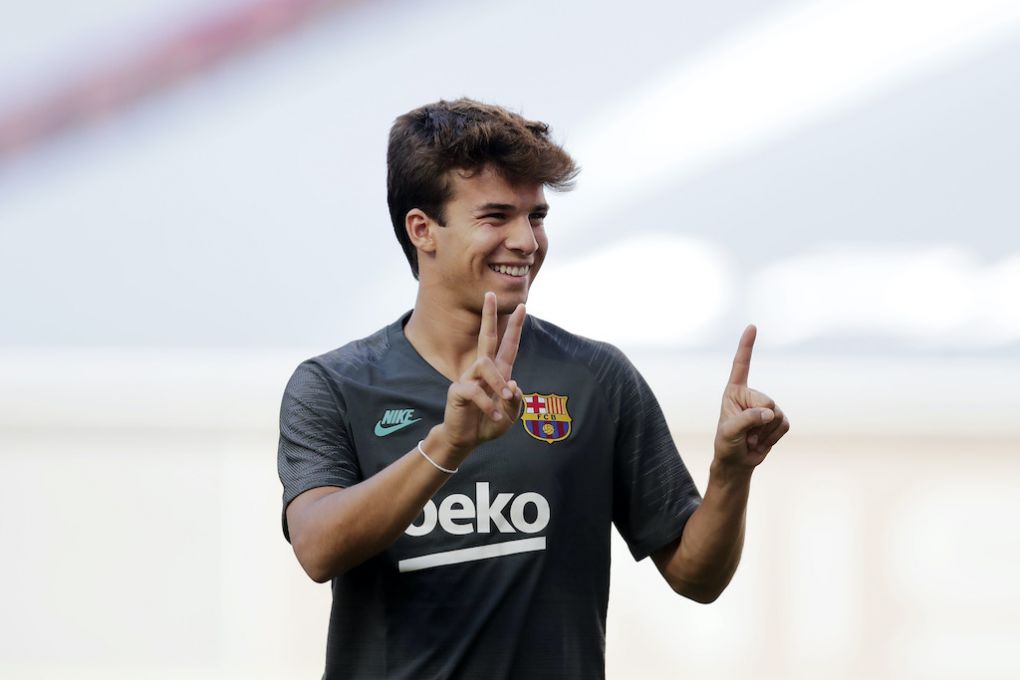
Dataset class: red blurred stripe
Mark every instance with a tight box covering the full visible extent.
[0,0,361,164]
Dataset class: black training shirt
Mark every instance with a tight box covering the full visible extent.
[278,313,702,679]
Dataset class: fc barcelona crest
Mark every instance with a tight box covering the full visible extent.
[521,393,572,444]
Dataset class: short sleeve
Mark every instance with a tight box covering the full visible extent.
[605,347,702,561]
[277,361,362,542]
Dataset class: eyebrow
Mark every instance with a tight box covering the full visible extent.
[473,202,550,213]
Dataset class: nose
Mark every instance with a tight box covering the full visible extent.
[504,214,538,255]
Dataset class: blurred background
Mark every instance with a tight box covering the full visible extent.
[1,0,1018,677]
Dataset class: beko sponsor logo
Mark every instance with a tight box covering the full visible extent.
[405,482,550,536]
[399,482,550,573]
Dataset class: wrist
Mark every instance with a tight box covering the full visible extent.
[709,457,754,489]
[424,424,473,469]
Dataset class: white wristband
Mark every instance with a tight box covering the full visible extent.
[417,440,458,475]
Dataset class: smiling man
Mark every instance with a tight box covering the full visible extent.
[277,98,790,679]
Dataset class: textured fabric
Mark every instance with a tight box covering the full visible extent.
[277,312,703,679]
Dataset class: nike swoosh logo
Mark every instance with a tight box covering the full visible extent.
[374,418,422,437]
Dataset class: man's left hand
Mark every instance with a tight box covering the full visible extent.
[714,324,790,469]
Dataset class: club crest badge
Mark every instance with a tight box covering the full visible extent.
[521,392,572,444]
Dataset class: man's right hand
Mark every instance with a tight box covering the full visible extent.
[437,292,525,461]
[286,292,527,582]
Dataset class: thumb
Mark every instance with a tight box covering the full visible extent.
[720,407,775,441]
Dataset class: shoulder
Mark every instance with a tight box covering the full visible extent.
[309,323,394,376]
[285,320,399,394]
[527,315,635,380]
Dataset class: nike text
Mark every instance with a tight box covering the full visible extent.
[374,408,422,436]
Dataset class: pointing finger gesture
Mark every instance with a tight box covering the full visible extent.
[715,325,790,469]
[727,324,756,388]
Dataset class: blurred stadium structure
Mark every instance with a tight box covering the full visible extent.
[1,0,1018,678]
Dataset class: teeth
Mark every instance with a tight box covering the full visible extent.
[490,264,530,276]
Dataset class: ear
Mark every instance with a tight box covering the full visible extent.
[405,208,437,255]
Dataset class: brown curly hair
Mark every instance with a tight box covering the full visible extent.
[387,98,579,278]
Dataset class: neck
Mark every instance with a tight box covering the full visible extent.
[404,285,514,381]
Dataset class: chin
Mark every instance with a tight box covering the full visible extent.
[497,291,528,314]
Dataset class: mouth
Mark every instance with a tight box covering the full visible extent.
[488,263,531,278]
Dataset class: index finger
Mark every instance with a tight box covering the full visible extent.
[477,292,498,359]
[727,324,757,386]
[495,303,526,379]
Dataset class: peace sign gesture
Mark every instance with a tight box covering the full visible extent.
[714,325,791,469]
[440,292,526,460]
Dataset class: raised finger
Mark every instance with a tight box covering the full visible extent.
[495,303,526,379]
[727,324,757,387]
[477,292,499,360]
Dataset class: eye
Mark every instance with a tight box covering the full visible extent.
[481,213,507,222]
[529,213,547,225]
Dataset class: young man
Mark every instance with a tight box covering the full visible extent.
[278,98,790,679]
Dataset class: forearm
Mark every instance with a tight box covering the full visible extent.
[658,462,752,602]
[290,425,467,582]
[652,324,789,602]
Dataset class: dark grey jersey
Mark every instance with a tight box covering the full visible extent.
[278,313,702,679]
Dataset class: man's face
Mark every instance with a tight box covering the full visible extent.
[429,165,548,314]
